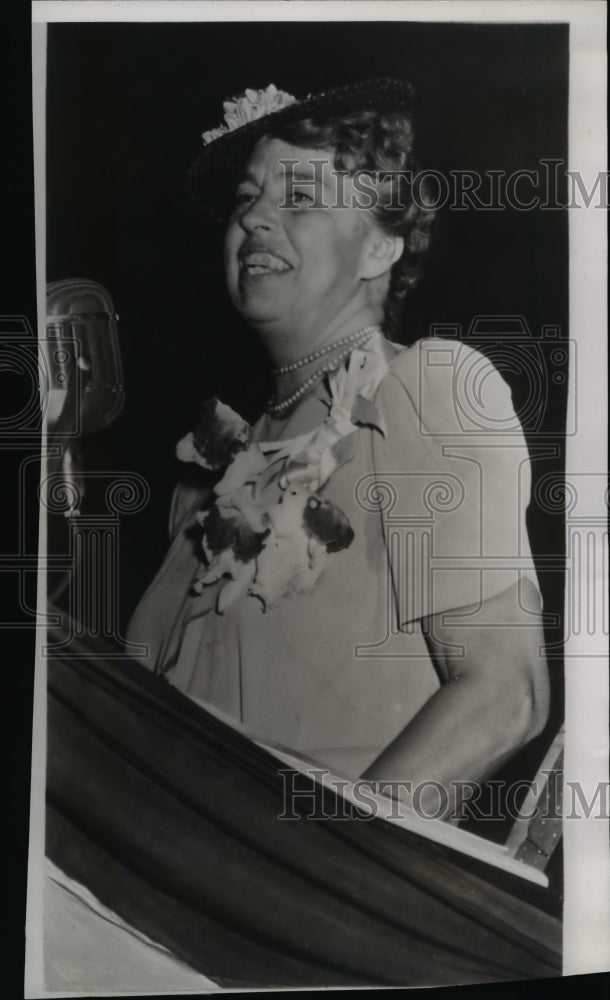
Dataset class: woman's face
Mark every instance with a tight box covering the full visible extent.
[224,136,377,339]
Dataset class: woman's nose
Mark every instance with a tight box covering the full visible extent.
[239,194,278,233]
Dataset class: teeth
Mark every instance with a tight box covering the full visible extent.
[242,252,291,273]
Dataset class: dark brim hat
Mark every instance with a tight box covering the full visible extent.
[188,77,415,220]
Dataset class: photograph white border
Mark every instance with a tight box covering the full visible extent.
[27,1,608,993]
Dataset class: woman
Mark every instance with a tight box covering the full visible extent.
[127,79,549,816]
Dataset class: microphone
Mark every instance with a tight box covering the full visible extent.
[43,279,125,517]
[44,278,125,436]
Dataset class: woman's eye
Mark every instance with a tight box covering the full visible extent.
[234,190,257,207]
[290,189,315,206]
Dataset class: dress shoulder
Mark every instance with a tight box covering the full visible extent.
[379,337,515,440]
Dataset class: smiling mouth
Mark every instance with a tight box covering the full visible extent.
[240,251,293,276]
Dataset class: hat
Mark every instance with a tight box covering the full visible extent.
[188,77,416,218]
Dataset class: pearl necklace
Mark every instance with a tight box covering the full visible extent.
[271,325,381,375]
[267,326,378,416]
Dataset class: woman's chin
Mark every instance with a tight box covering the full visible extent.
[235,288,291,325]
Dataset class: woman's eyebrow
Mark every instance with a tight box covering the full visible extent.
[236,164,330,187]
[236,170,260,187]
[289,169,322,181]
[283,167,333,191]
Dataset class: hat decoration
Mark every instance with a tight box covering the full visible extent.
[202,84,297,145]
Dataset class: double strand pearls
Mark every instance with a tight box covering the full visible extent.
[267,325,380,416]
[271,324,381,375]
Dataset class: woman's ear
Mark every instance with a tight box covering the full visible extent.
[360,230,404,281]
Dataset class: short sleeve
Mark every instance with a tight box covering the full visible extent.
[371,338,540,627]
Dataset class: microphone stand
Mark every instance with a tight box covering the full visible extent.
[46,353,90,606]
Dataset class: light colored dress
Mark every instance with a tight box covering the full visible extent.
[127,336,539,777]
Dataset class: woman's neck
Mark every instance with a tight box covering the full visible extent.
[268,316,383,415]
[259,307,382,370]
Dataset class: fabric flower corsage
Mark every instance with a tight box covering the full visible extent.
[176,397,268,492]
[175,333,394,613]
[176,399,354,613]
[202,84,297,145]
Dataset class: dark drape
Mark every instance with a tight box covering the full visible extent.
[46,630,561,989]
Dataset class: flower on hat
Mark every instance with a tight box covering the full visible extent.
[202,83,297,145]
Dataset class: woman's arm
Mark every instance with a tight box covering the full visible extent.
[361,577,550,819]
